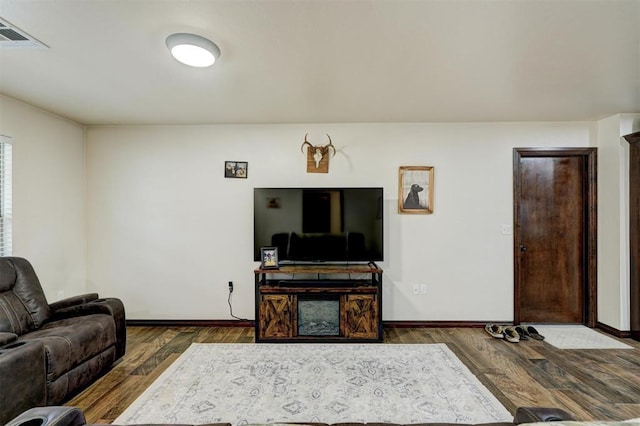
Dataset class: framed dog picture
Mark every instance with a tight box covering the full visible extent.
[398,166,434,214]
[260,247,279,269]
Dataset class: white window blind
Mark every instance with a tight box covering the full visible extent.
[0,136,12,256]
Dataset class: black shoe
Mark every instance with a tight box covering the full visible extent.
[513,325,529,341]
[525,325,545,340]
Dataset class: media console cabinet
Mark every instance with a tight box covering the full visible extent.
[254,263,383,343]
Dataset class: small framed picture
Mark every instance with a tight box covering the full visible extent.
[266,197,281,209]
[398,166,434,214]
[260,247,279,269]
[224,161,248,179]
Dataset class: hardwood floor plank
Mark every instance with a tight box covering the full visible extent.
[106,353,181,419]
[66,326,640,424]
[549,389,608,421]
[485,370,559,408]
[193,326,224,342]
[130,331,197,375]
[600,362,640,385]
[526,358,577,390]
[613,404,640,420]
[535,346,639,405]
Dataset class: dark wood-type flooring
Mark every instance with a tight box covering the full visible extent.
[68,326,640,424]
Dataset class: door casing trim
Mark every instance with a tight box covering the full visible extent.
[513,147,597,327]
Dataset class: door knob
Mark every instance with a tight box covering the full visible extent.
[520,245,527,252]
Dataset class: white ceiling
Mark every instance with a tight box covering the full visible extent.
[0,0,639,126]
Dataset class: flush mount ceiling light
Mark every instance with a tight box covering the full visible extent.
[166,33,220,67]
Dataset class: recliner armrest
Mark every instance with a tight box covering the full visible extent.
[49,301,111,320]
[90,298,127,358]
[49,293,99,312]
[0,331,18,346]
[48,297,127,359]
[6,406,86,426]
[0,340,46,425]
[514,407,576,424]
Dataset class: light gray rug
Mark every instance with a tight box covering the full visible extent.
[115,343,512,425]
[532,325,633,350]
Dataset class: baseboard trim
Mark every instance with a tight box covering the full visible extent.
[383,321,499,328]
[127,320,635,334]
[126,319,501,328]
[596,321,632,338]
[126,319,255,327]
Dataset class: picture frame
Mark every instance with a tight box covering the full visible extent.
[266,197,281,209]
[260,247,279,269]
[224,161,248,179]
[398,166,434,214]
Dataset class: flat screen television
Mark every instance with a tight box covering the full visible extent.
[254,187,383,263]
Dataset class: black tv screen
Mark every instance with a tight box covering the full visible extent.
[254,187,383,263]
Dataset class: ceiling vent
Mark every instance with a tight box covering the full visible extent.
[0,17,47,49]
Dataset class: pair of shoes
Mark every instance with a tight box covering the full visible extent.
[523,325,545,340]
[485,323,505,339]
[485,324,520,342]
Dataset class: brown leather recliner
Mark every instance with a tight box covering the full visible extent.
[0,257,126,425]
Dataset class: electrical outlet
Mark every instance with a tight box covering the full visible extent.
[228,281,234,293]
[501,224,513,235]
[412,284,427,295]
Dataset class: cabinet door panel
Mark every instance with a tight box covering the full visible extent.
[344,294,378,339]
[259,294,294,338]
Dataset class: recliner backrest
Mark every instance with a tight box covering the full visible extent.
[0,257,51,334]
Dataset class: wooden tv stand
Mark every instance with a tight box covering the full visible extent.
[254,263,383,343]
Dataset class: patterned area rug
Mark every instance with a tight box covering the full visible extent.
[115,343,512,425]
[532,325,633,350]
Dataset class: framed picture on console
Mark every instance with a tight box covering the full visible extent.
[398,166,434,214]
[260,247,279,269]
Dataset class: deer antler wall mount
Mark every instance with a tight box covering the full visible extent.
[300,133,336,173]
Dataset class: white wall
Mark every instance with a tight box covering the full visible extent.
[597,114,640,331]
[86,122,593,321]
[0,95,86,301]
[597,115,626,330]
[0,96,632,326]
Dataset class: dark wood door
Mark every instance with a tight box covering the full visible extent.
[514,148,597,326]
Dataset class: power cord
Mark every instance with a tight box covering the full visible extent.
[227,281,249,321]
